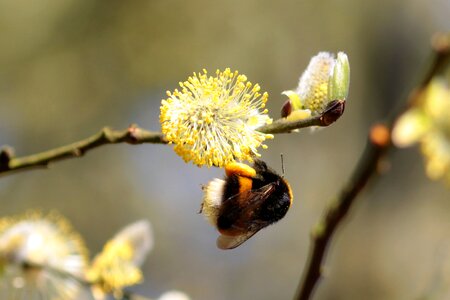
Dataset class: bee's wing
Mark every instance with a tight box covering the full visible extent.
[217,183,277,250]
[222,182,277,213]
[217,226,263,250]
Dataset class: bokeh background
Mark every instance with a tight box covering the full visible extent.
[0,1,449,299]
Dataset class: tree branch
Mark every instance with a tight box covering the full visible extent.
[0,125,167,176]
[295,125,391,300]
[259,100,345,134]
[0,101,345,176]
[294,32,450,300]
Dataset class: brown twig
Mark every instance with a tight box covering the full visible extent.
[0,103,345,177]
[259,100,345,134]
[295,125,391,300]
[294,32,450,300]
[0,125,167,176]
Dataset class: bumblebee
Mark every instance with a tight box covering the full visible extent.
[201,160,293,250]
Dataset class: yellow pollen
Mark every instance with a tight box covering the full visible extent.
[160,69,273,167]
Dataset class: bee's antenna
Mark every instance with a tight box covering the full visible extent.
[280,153,285,177]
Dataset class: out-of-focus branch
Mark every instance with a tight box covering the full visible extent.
[294,124,391,300]
[0,101,345,177]
[294,32,450,300]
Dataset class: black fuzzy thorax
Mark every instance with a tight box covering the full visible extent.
[251,160,291,224]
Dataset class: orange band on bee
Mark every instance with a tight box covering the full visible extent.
[225,162,257,178]
[237,177,253,199]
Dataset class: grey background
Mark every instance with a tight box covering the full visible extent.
[0,1,449,299]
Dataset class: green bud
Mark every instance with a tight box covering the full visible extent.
[328,52,350,101]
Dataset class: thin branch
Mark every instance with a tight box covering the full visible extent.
[0,101,345,176]
[0,125,167,176]
[294,32,450,300]
[295,126,390,300]
[259,100,345,134]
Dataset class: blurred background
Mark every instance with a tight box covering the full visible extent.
[0,0,449,299]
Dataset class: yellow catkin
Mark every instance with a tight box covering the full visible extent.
[160,68,272,167]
